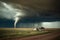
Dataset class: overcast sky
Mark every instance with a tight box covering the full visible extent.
[0,0,60,28]
[0,0,60,11]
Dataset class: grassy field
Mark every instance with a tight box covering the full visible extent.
[0,28,50,39]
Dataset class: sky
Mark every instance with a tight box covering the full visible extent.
[0,0,60,11]
[0,0,60,28]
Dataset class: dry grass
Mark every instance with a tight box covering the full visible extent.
[0,28,60,31]
[0,28,49,39]
[0,28,34,31]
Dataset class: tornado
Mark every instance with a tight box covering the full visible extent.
[14,17,20,28]
[0,1,24,28]
[0,1,32,28]
[14,12,25,28]
[14,13,20,28]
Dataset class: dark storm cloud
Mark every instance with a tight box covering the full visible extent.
[0,0,60,10]
[0,1,39,20]
[0,0,60,17]
[0,0,60,20]
[0,0,60,28]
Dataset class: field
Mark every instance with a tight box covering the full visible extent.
[0,28,49,39]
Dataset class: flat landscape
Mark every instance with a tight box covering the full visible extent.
[0,28,60,40]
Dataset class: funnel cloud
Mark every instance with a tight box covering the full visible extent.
[0,1,38,28]
[14,12,26,28]
[0,1,26,28]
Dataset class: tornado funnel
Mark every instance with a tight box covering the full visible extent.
[14,12,25,28]
[14,17,20,28]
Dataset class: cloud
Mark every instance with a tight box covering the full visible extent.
[0,1,38,20]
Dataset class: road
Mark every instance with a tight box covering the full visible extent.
[1,30,60,40]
